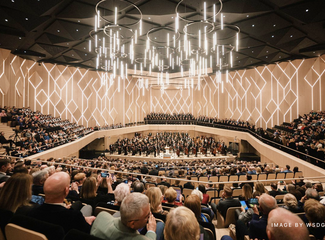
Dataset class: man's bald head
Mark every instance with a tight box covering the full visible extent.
[259,193,277,215]
[267,208,309,240]
[44,172,70,203]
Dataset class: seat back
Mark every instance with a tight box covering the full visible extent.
[285,172,294,183]
[251,174,258,181]
[275,194,284,203]
[183,188,193,198]
[229,175,238,182]
[217,207,241,228]
[203,227,215,240]
[258,174,267,181]
[276,172,285,180]
[206,189,216,199]
[6,223,48,240]
[8,215,64,240]
[238,175,246,182]
[232,188,242,197]
[199,176,209,183]
[219,175,228,183]
[94,206,118,216]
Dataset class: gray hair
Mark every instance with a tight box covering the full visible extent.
[114,183,130,203]
[259,193,277,214]
[305,188,320,201]
[191,189,203,202]
[120,193,149,225]
[32,170,49,185]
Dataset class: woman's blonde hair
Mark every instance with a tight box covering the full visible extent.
[255,182,268,194]
[164,187,177,203]
[146,187,163,213]
[283,193,297,208]
[164,206,200,240]
[80,177,97,199]
[0,173,33,212]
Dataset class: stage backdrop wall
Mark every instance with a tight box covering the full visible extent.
[0,48,324,128]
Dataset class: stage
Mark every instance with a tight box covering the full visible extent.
[105,152,236,162]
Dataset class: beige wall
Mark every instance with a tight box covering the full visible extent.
[0,48,325,128]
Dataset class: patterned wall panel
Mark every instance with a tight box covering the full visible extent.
[0,48,324,128]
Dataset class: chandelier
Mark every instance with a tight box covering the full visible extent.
[89,0,240,92]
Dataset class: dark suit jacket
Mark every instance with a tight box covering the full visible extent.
[249,214,268,240]
[28,203,91,234]
[157,181,170,188]
[183,182,195,189]
[216,197,241,219]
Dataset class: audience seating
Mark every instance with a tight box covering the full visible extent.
[203,227,215,240]
[94,206,118,216]
[232,188,242,197]
[8,215,65,240]
[285,172,294,183]
[206,189,217,199]
[238,175,246,182]
[229,175,238,182]
[216,207,241,228]
[183,188,193,198]
[275,195,284,203]
[5,223,48,240]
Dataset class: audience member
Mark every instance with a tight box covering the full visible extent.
[91,193,157,240]
[213,186,241,219]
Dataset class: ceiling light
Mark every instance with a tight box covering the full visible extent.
[290,35,293,37]
[5,19,8,22]
[246,15,249,17]
[252,24,254,27]
[273,24,276,27]
[76,29,78,31]
[272,35,274,38]
[25,18,28,21]
[57,30,60,32]
[306,9,309,12]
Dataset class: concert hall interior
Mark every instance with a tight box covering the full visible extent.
[0,0,325,240]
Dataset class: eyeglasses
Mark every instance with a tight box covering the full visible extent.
[128,211,151,222]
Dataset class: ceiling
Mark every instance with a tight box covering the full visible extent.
[0,0,325,74]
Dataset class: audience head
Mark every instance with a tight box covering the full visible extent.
[114,183,130,204]
[283,193,298,209]
[0,173,33,212]
[259,193,277,215]
[146,187,163,213]
[242,184,253,201]
[255,182,268,194]
[132,181,145,193]
[164,187,177,203]
[305,188,320,201]
[158,185,168,195]
[80,176,97,199]
[266,207,309,240]
[304,199,325,224]
[222,186,233,198]
[164,206,200,240]
[198,184,206,194]
[0,158,11,174]
[73,172,86,185]
[191,189,203,202]
[120,193,150,230]
[184,194,202,221]
[43,171,70,203]
[305,182,313,189]
[32,169,49,186]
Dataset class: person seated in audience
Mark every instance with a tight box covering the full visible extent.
[212,186,241,219]
[301,188,320,202]
[28,172,95,234]
[313,182,323,193]
[164,206,200,240]
[303,199,325,240]
[281,164,292,173]
[184,195,211,240]
[0,158,11,184]
[268,182,286,197]
[162,187,183,206]
[91,193,157,240]
[198,184,209,205]
[191,189,214,221]
[80,175,114,209]
[31,169,49,195]
[238,184,253,201]
[146,187,167,221]
[171,179,183,191]
[158,184,168,196]
[73,172,86,191]
[157,175,170,188]
[236,193,277,240]
[184,175,195,189]
[266,207,309,240]
[132,180,145,193]
[254,181,268,194]
[0,173,34,215]
[282,193,304,213]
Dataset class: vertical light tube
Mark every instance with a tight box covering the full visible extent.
[89,39,91,52]
[95,15,97,32]
[221,80,224,93]
[97,10,100,27]
[213,4,216,22]
[139,19,142,35]
[204,2,206,21]
[236,32,239,52]
[114,7,117,25]
[199,30,201,48]
[221,13,224,30]
[226,70,229,83]
[230,51,233,68]
[175,13,179,33]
